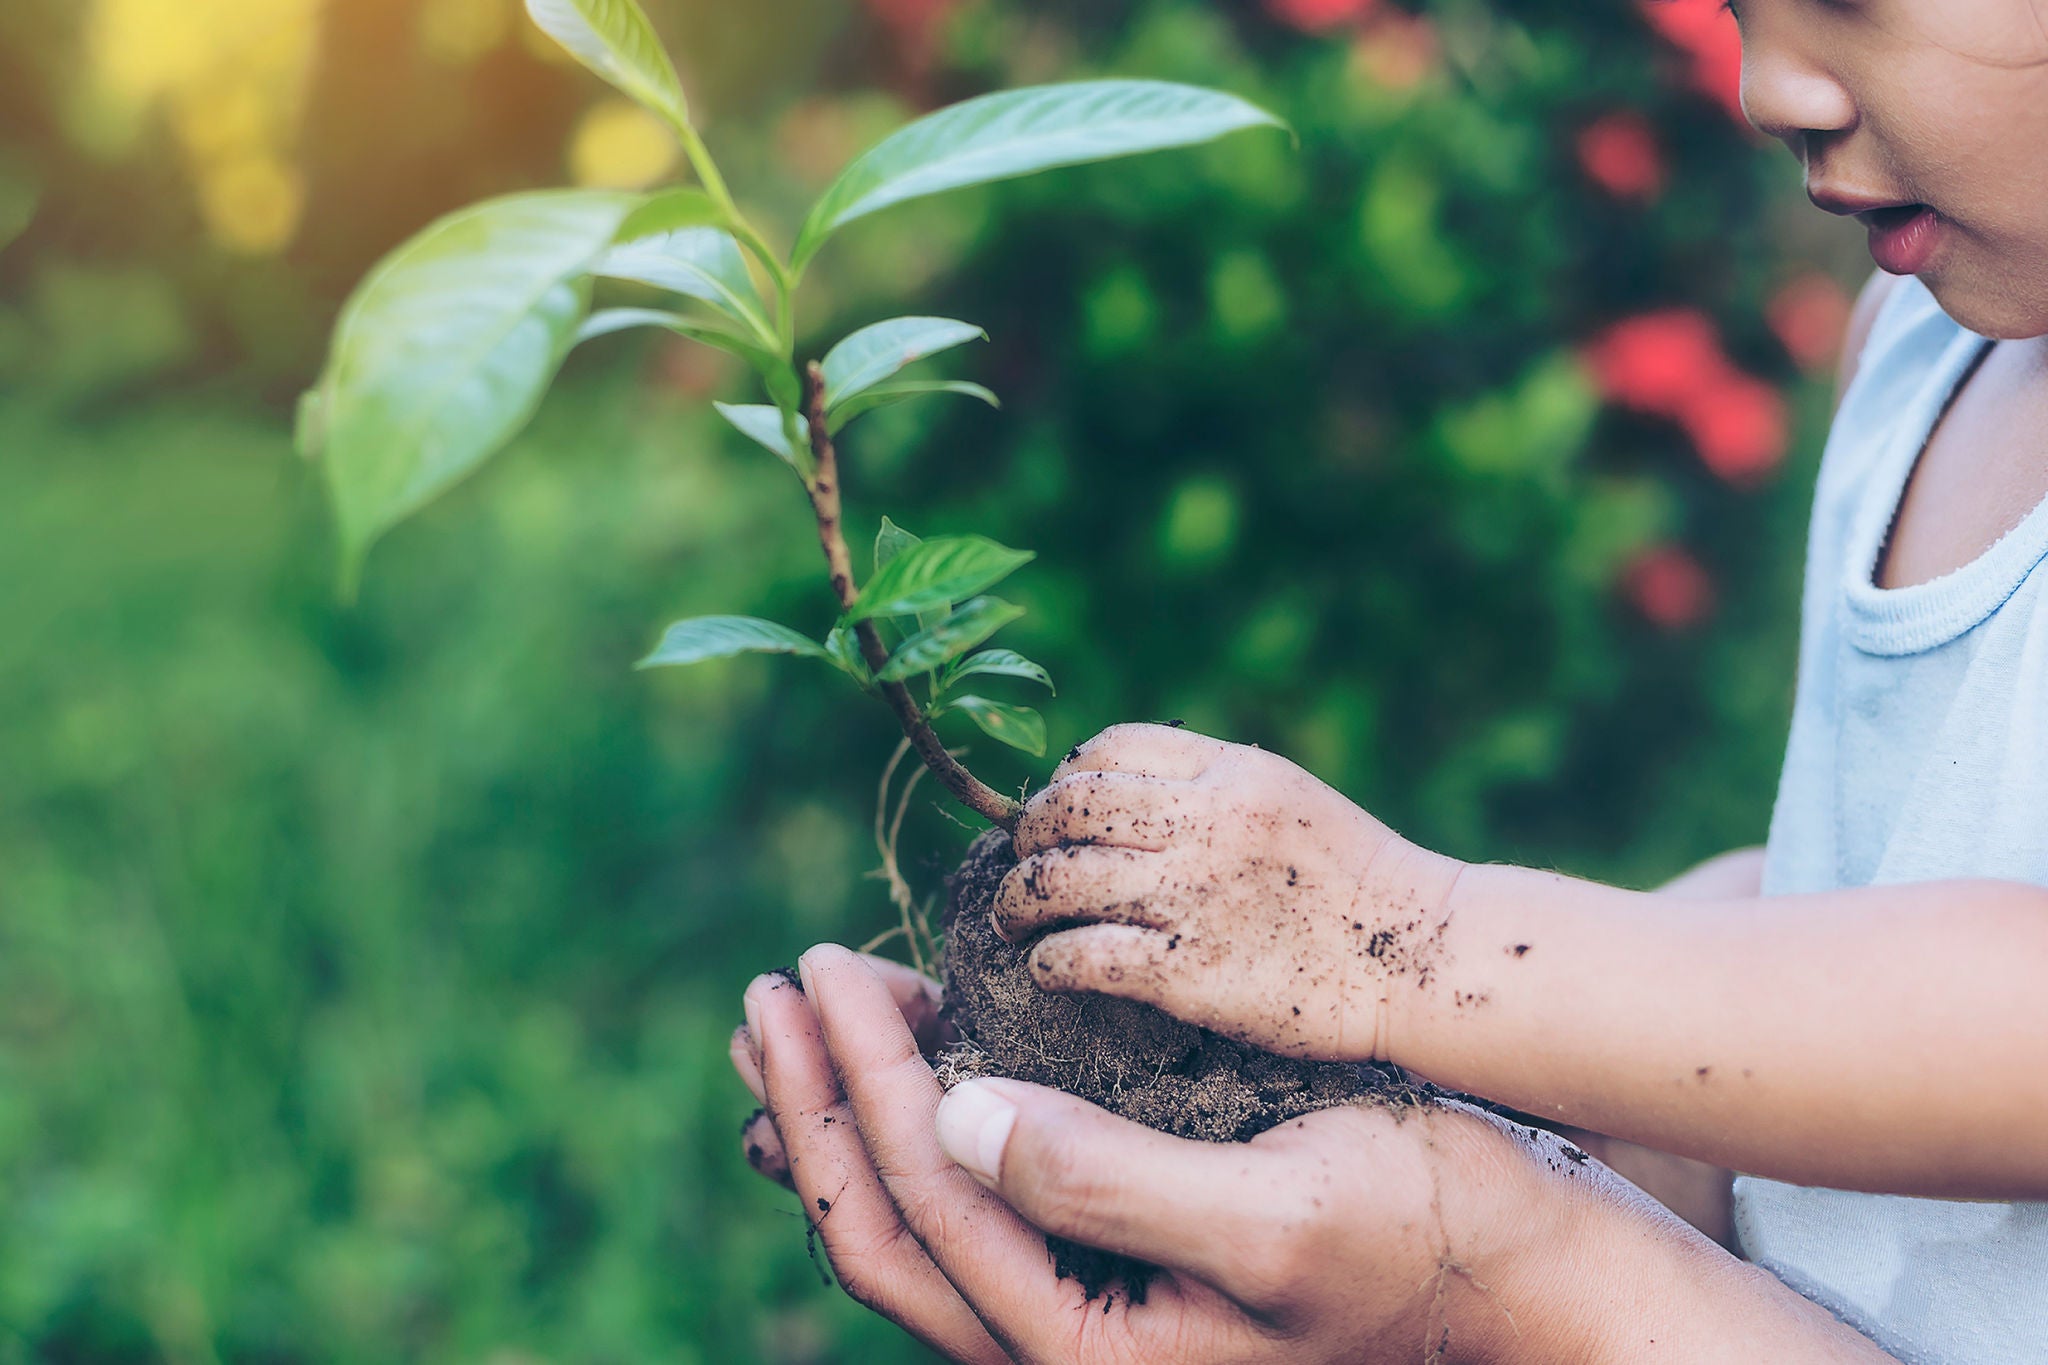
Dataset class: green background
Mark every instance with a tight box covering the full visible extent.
[0,0,1867,1359]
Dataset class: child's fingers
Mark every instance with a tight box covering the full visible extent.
[749,971,1007,1364]
[991,846,1180,944]
[1013,769,1191,857]
[855,953,948,1053]
[740,1106,795,1190]
[731,1024,766,1104]
[1051,722,1231,783]
[797,945,1101,1356]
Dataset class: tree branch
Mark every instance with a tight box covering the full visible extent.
[802,362,1022,829]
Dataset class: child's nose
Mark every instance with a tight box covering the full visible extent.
[1737,38,1856,148]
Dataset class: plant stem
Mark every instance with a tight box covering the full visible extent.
[801,363,1022,830]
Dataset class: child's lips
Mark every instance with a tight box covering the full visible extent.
[1863,203,1944,275]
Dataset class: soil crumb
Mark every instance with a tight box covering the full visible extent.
[938,829,1430,1301]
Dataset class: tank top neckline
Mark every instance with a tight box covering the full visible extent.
[1839,305,2047,657]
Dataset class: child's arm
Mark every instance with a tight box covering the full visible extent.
[1000,726,2048,1201]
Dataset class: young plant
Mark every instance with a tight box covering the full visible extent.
[296,0,1285,837]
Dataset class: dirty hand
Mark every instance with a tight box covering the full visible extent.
[993,722,1465,1063]
[732,945,1592,1365]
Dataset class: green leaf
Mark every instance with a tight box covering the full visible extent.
[793,80,1287,270]
[824,625,872,685]
[821,317,985,412]
[301,189,640,594]
[596,227,772,343]
[712,402,810,474]
[827,380,999,436]
[578,308,797,409]
[942,695,1046,757]
[846,535,1034,623]
[524,0,688,131]
[878,597,1025,683]
[637,616,828,669]
[614,187,724,240]
[874,516,920,574]
[942,648,1054,695]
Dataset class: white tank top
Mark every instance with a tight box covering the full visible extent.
[1734,274,2048,1363]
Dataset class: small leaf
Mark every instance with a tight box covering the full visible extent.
[713,402,811,473]
[578,309,798,410]
[943,695,1046,757]
[614,187,724,240]
[943,648,1054,695]
[878,597,1025,683]
[793,80,1287,270]
[303,189,641,593]
[596,227,773,343]
[874,516,920,574]
[825,624,872,685]
[524,0,689,131]
[638,616,829,669]
[846,535,1034,623]
[821,317,985,412]
[828,380,999,436]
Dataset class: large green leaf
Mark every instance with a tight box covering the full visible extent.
[845,535,1034,623]
[877,597,1025,683]
[637,616,828,669]
[942,648,1054,694]
[576,307,787,389]
[524,0,688,131]
[596,228,772,342]
[614,187,724,240]
[301,189,640,592]
[820,317,985,413]
[942,695,1047,757]
[827,380,999,436]
[711,402,810,474]
[793,80,1286,270]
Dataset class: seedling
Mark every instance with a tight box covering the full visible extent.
[297,0,1284,885]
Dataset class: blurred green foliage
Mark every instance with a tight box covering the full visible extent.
[0,0,1866,1360]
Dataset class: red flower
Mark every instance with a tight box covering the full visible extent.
[1678,373,1788,484]
[1582,309,1789,484]
[1268,0,1379,35]
[1767,272,1854,374]
[1582,309,1725,413]
[1577,112,1666,201]
[1636,0,1746,124]
[1350,10,1439,90]
[1623,545,1716,631]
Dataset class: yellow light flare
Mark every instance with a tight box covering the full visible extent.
[197,153,307,257]
[568,99,679,190]
[420,0,512,66]
[82,0,320,255]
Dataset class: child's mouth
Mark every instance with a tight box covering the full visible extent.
[1862,203,1943,275]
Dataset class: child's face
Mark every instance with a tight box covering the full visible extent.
[1734,0,2048,339]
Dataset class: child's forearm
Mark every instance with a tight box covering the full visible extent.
[1410,864,2048,1198]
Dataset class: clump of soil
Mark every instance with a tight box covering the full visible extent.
[936,828,1429,1300]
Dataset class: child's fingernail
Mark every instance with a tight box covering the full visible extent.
[935,1080,1018,1189]
[797,956,819,997]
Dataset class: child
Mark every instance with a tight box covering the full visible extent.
[737,2,2048,1358]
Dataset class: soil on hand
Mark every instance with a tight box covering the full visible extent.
[937,828,1423,1300]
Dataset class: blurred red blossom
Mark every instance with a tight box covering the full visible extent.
[1349,9,1439,90]
[1636,0,1746,124]
[1623,545,1717,630]
[1583,309,1789,484]
[1269,0,1379,35]
[862,0,957,76]
[1577,111,1665,201]
[1767,272,1854,373]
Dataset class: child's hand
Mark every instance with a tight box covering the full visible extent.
[993,723,1464,1063]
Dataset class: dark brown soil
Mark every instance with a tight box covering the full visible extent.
[936,828,1428,1301]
